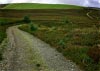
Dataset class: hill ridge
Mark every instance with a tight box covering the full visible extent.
[4,3,83,9]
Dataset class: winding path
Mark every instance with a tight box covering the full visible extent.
[5,26,82,71]
[86,11,94,19]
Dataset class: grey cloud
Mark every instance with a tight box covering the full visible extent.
[57,0,100,7]
[87,0,100,7]
[88,0,99,4]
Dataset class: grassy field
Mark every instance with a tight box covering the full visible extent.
[4,3,83,9]
[19,9,100,71]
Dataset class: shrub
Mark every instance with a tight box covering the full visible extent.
[65,19,69,23]
[23,15,31,23]
[30,23,37,31]
[0,21,6,26]
[62,18,70,24]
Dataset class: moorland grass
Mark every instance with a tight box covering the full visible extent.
[19,19,100,71]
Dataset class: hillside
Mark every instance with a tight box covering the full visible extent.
[4,3,83,9]
[0,3,100,71]
[0,4,8,8]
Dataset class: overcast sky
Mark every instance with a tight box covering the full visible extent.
[0,0,100,8]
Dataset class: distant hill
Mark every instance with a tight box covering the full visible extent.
[0,4,8,8]
[3,3,83,9]
[87,7,100,10]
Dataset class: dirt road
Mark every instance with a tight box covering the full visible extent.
[4,26,82,71]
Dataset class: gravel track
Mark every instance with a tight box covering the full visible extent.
[5,26,82,71]
[86,11,94,19]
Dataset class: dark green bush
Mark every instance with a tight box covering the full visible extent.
[30,23,37,31]
[65,20,69,23]
[23,16,31,23]
[0,21,6,26]
[63,18,70,24]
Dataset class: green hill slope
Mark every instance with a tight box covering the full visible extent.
[4,3,83,9]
